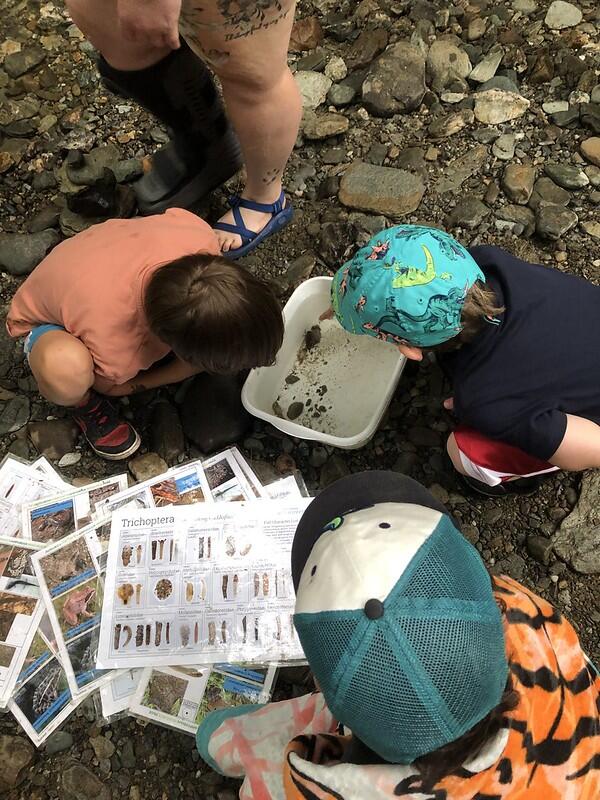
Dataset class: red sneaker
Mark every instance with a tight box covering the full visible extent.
[71,392,141,460]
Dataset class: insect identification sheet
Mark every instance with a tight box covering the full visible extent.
[0,536,44,707]
[32,522,110,696]
[96,499,311,669]
[21,474,128,544]
[0,455,67,539]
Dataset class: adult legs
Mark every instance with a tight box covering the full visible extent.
[179,0,302,252]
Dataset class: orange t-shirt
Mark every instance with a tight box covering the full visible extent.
[6,209,220,392]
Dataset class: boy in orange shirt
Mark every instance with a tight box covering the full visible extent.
[6,209,283,460]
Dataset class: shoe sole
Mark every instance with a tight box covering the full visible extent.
[89,430,142,461]
[135,156,243,216]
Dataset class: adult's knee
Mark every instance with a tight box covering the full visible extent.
[219,63,289,98]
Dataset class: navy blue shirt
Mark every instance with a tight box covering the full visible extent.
[439,246,600,461]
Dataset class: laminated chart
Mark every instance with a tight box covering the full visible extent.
[0,455,68,539]
[96,499,311,669]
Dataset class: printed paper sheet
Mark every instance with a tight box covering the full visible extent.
[96,499,310,669]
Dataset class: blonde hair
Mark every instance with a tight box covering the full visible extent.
[432,281,504,352]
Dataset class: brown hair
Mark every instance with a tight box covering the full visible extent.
[432,281,505,354]
[145,253,284,373]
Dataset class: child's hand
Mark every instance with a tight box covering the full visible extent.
[320,307,334,321]
[443,397,454,411]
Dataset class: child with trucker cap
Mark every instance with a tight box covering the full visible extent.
[329,225,600,495]
[195,471,600,799]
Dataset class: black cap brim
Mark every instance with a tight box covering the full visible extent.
[291,471,455,591]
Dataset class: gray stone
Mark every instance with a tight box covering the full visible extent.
[426,38,472,92]
[26,207,61,234]
[3,47,45,78]
[44,731,74,755]
[447,197,490,229]
[0,139,30,174]
[65,143,121,186]
[0,396,30,436]
[477,76,520,94]
[528,177,571,210]
[493,553,527,581]
[339,162,425,217]
[502,164,536,204]
[496,204,535,236]
[346,28,389,71]
[324,56,347,82]
[90,736,116,761]
[474,89,530,124]
[512,0,537,14]
[492,133,516,160]
[469,46,504,83]
[295,71,332,110]
[0,97,40,127]
[581,103,600,134]
[151,401,185,465]
[582,221,600,239]
[536,203,578,240]
[544,1,582,29]
[60,207,101,237]
[362,42,426,117]
[428,109,473,140]
[285,252,316,286]
[302,111,349,139]
[592,86,600,105]
[129,452,168,482]
[309,446,329,468]
[551,107,580,127]
[327,83,356,107]
[28,419,79,460]
[553,470,600,573]
[180,373,250,453]
[580,137,600,167]
[119,740,136,769]
[113,158,143,183]
[542,100,570,114]
[62,763,111,800]
[544,163,589,189]
[0,735,34,791]
[526,534,554,565]
[433,145,488,195]
[32,170,58,191]
[57,452,81,467]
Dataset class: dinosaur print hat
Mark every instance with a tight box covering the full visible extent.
[331,225,485,347]
[291,471,508,765]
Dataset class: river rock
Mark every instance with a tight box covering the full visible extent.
[492,133,516,160]
[302,111,349,139]
[544,1,582,29]
[0,139,30,174]
[324,56,347,82]
[474,89,530,124]
[526,534,554,565]
[553,471,600,573]
[536,203,578,239]
[289,16,323,52]
[0,735,34,791]
[150,401,185,465]
[496,204,535,236]
[469,46,504,83]
[362,42,426,116]
[0,97,40,127]
[129,452,168,482]
[428,109,473,140]
[581,221,600,239]
[0,230,59,276]
[528,177,571,210]
[327,82,356,106]
[426,38,472,91]
[180,373,250,453]
[581,103,600,135]
[346,28,389,71]
[65,143,121,186]
[580,137,600,167]
[90,736,116,761]
[62,763,111,800]
[502,164,536,204]
[295,71,332,110]
[28,419,79,460]
[339,162,425,217]
[27,207,61,234]
[544,163,589,189]
[447,197,490,229]
[3,46,45,78]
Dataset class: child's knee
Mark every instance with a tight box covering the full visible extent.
[446,433,467,475]
[32,338,94,399]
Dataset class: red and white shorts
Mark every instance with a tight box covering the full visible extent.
[453,427,559,487]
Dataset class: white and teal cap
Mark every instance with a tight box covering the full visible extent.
[291,471,508,764]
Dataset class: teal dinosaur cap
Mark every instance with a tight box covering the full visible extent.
[331,225,485,348]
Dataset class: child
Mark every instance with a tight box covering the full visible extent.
[195,471,600,799]
[6,208,283,460]
[328,225,600,495]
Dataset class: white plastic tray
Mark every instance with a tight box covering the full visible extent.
[242,276,406,449]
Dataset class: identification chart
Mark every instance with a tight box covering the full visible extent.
[96,499,311,669]
[0,455,67,539]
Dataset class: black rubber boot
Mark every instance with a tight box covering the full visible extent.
[98,41,243,215]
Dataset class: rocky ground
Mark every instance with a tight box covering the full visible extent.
[1,0,600,797]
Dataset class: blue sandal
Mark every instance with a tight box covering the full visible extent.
[213,190,293,260]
